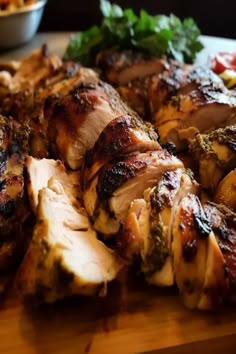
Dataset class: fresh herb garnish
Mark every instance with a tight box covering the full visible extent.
[63,0,204,65]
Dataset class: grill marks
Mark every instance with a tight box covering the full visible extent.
[82,114,160,189]
[45,80,136,170]
[96,155,148,200]
[97,51,236,151]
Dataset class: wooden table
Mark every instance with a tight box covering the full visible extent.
[0,32,236,354]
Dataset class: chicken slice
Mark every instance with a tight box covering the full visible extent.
[117,168,199,287]
[117,76,153,117]
[1,45,62,94]
[142,169,199,287]
[0,115,31,271]
[96,50,167,86]
[117,198,148,262]
[204,202,236,302]
[83,150,184,237]
[116,62,217,119]
[154,84,236,150]
[1,63,97,159]
[214,169,236,211]
[197,230,229,310]
[82,114,160,189]
[189,125,236,191]
[172,194,210,309]
[149,63,223,114]
[25,157,81,214]
[15,179,123,303]
[46,81,135,169]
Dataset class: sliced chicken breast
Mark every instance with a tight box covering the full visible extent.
[16,179,123,303]
[154,85,236,150]
[143,169,199,287]
[82,114,160,189]
[83,150,184,236]
[96,50,167,85]
[46,81,135,169]
[117,198,148,262]
[172,194,210,309]
[25,156,81,214]
[189,125,236,191]
[149,63,222,114]
[204,202,236,303]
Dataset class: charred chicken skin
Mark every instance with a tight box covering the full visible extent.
[96,50,167,86]
[45,80,136,170]
[82,114,160,189]
[189,125,236,191]
[83,150,183,236]
[154,83,236,150]
[0,45,97,159]
[204,202,236,303]
[0,115,31,271]
[118,168,199,285]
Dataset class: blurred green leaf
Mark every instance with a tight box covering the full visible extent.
[63,0,204,65]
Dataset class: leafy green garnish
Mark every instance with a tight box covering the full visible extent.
[63,0,204,65]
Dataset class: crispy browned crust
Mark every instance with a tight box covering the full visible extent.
[82,114,160,188]
[0,115,32,271]
[204,202,236,298]
[96,50,167,85]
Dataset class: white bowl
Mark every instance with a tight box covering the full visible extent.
[0,0,47,49]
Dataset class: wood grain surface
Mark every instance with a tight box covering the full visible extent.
[0,34,236,354]
[0,272,236,354]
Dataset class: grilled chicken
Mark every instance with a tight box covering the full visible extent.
[117,61,192,118]
[2,64,97,159]
[0,115,31,271]
[197,229,228,310]
[25,157,81,214]
[83,150,184,236]
[0,46,100,160]
[172,194,210,308]
[0,45,62,96]
[117,198,148,262]
[82,114,160,188]
[142,169,199,286]
[46,81,136,169]
[117,76,154,117]
[204,202,236,302]
[214,169,236,211]
[16,178,123,303]
[189,125,236,191]
[149,63,224,114]
[96,50,167,86]
[154,80,236,150]
[117,169,199,285]
[172,194,230,309]
[1,44,235,310]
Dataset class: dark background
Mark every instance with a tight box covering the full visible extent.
[40,0,236,39]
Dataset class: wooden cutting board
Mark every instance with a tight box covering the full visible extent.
[0,273,236,354]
